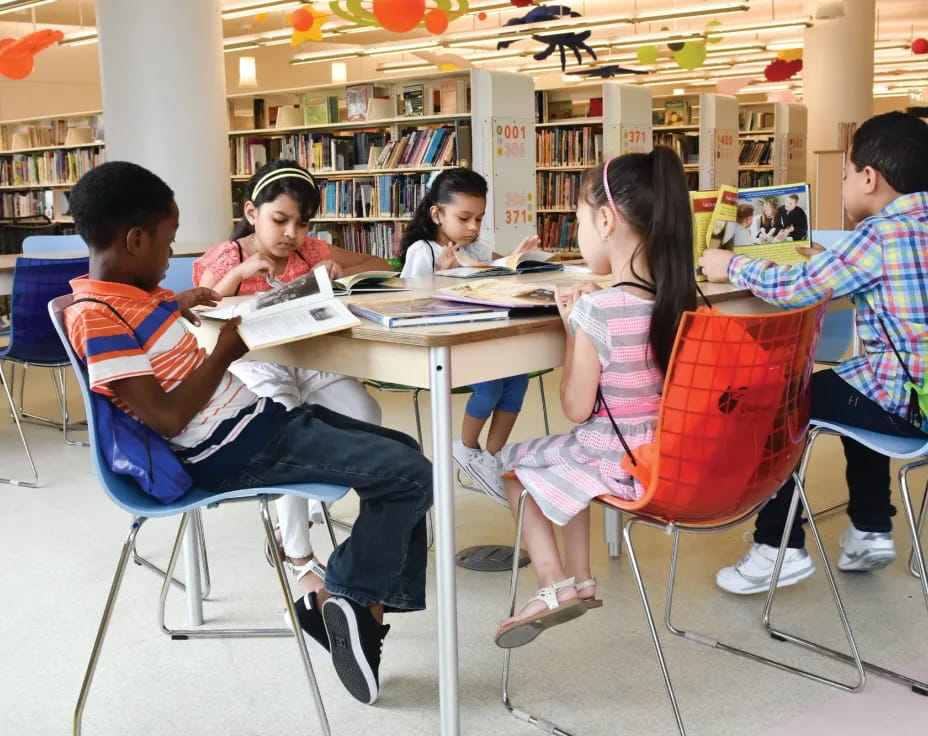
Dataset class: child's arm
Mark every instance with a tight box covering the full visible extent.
[328,245,391,275]
[400,241,439,278]
[109,319,249,437]
[197,255,276,297]
[490,233,541,261]
[556,284,602,423]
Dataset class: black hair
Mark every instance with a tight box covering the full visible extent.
[69,161,174,249]
[230,158,321,240]
[399,167,488,265]
[579,146,696,374]
[850,111,928,194]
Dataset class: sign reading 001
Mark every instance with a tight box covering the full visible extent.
[491,117,535,235]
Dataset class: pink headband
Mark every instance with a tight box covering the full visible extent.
[602,157,624,224]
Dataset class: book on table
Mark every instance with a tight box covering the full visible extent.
[436,249,563,278]
[199,265,360,349]
[692,182,812,281]
[434,278,560,309]
[348,296,509,328]
[331,270,409,295]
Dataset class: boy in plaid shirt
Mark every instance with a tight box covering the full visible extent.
[700,112,928,594]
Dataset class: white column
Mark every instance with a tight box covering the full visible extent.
[95,0,231,244]
[803,0,875,194]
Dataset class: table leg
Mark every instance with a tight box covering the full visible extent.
[430,346,459,736]
[183,510,204,626]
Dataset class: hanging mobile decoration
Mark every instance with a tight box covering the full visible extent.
[328,0,470,35]
[496,5,597,71]
[0,29,63,80]
[912,38,928,55]
[288,4,330,44]
[764,57,803,82]
[565,65,648,79]
[635,20,724,73]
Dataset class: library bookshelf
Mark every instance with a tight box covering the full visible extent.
[0,111,104,223]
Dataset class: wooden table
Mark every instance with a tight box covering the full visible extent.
[189,274,759,735]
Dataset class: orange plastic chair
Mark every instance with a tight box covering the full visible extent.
[500,294,866,735]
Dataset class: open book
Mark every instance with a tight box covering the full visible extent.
[434,278,558,309]
[199,265,360,349]
[349,297,509,328]
[331,270,408,295]
[692,183,812,280]
[437,249,562,278]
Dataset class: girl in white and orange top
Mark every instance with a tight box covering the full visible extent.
[195,159,389,595]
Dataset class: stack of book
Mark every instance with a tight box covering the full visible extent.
[536,127,602,167]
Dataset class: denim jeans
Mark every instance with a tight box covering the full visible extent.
[216,404,433,612]
[755,369,928,549]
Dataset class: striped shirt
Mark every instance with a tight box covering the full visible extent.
[728,191,928,429]
[65,277,267,458]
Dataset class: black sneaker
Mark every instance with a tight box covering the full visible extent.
[321,596,390,705]
[285,592,329,658]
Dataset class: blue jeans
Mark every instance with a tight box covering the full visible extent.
[466,374,530,419]
[216,404,433,612]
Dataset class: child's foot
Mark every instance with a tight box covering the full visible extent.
[285,592,330,659]
[495,577,586,648]
[574,576,603,609]
[452,439,481,473]
[289,557,326,595]
[467,450,509,507]
[322,596,390,705]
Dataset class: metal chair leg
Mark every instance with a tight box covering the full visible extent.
[410,388,435,549]
[74,518,145,736]
[908,476,928,579]
[0,358,38,487]
[603,506,622,559]
[132,508,211,599]
[898,459,928,616]
[500,489,574,735]
[536,373,550,436]
[58,366,88,447]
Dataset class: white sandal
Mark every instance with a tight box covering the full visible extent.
[495,577,587,649]
[575,577,603,609]
[263,522,313,567]
[289,557,326,585]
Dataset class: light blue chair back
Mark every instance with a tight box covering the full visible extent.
[22,234,86,254]
[160,256,196,294]
[811,230,855,364]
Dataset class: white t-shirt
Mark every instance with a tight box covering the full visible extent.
[400,239,493,278]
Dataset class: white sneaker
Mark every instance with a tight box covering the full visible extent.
[451,439,481,474]
[466,450,510,507]
[716,543,815,595]
[837,524,896,571]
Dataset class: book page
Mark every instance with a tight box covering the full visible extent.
[239,297,360,350]
[492,249,553,270]
[438,278,557,308]
[691,190,718,281]
[734,183,811,264]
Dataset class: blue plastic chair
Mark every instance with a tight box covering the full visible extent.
[784,418,928,695]
[0,257,89,486]
[21,233,86,254]
[49,294,347,736]
[160,255,196,294]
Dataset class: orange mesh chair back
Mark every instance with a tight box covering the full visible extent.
[603,295,829,525]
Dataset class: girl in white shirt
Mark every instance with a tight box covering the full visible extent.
[400,168,539,504]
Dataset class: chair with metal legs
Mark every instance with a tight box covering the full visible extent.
[501,295,866,735]
[50,295,347,736]
[0,257,90,487]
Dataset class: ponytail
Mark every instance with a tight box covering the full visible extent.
[399,167,488,265]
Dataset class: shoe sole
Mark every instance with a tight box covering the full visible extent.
[282,608,330,660]
[495,598,587,649]
[323,598,378,705]
[717,564,816,595]
[838,551,896,572]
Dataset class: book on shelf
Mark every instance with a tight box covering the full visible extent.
[692,182,812,280]
[198,265,360,350]
[302,94,338,126]
[438,249,562,278]
[346,84,391,122]
[348,296,509,328]
[402,84,425,117]
[439,78,467,114]
[435,278,559,309]
[331,270,408,295]
[663,100,691,126]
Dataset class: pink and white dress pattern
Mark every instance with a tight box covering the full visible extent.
[500,287,663,526]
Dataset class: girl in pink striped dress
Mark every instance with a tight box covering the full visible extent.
[496,147,696,648]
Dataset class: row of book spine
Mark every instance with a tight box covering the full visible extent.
[739,110,774,131]
[371,126,457,170]
[654,131,699,164]
[537,212,579,252]
[738,170,775,188]
[536,171,580,210]
[316,172,431,219]
[316,222,405,261]
[0,190,51,219]
[536,128,603,167]
[738,138,773,165]
[0,149,103,187]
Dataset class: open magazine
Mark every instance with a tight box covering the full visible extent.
[437,249,562,278]
[692,182,811,280]
[434,278,558,308]
[199,265,361,349]
[349,297,509,327]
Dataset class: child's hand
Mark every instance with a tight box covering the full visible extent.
[795,242,825,258]
[237,254,277,280]
[213,317,248,363]
[317,259,343,280]
[555,283,598,324]
[512,234,541,256]
[175,287,221,326]
[698,249,735,283]
[436,242,461,271]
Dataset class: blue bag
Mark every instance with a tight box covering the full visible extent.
[71,298,193,503]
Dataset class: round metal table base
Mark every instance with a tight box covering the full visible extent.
[455,545,530,572]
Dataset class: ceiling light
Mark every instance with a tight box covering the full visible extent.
[222,1,301,20]
[58,30,99,47]
[0,0,55,16]
[291,48,363,65]
[361,40,439,57]
[238,56,258,88]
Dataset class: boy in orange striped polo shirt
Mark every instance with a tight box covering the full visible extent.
[65,161,432,706]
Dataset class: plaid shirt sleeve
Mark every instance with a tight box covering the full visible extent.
[727,225,883,308]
